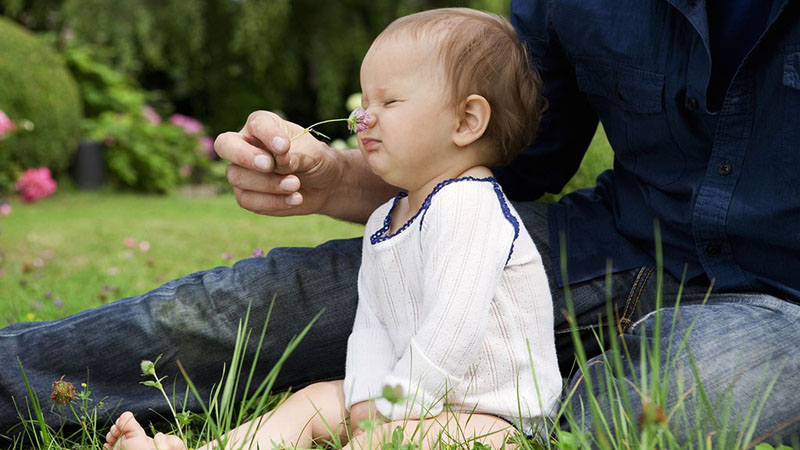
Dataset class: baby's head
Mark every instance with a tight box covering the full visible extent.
[367,8,544,166]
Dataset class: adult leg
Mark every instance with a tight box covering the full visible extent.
[568,293,800,446]
[512,201,700,376]
[0,237,362,432]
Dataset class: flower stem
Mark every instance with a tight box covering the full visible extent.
[290,118,350,142]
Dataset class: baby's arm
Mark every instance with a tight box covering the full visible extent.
[343,235,397,425]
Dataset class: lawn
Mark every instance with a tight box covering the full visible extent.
[0,190,364,326]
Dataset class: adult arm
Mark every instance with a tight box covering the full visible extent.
[374,184,517,420]
[214,111,397,223]
[494,0,600,201]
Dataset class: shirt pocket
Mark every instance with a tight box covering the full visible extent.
[781,47,800,188]
[575,59,685,188]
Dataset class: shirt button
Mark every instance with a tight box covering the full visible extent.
[717,162,732,176]
[687,97,699,111]
[706,244,722,257]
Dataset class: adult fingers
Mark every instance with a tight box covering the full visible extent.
[214,131,276,172]
[233,187,303,215]
[226,164,301,194]
[241,110,291,156]
[214,111,292,173]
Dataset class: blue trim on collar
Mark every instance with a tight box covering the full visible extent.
[369,176,520,263]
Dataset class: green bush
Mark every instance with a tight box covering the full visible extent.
[85,112,201,193]
[0,18,82,193]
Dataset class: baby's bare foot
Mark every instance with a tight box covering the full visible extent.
[105,411,185,450]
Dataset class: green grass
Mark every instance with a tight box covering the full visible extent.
[0,190,364,326]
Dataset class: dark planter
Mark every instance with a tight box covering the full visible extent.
[71,140,105,190]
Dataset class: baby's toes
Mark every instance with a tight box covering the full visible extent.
[154,432,185,450]
[106,423,122,448]
[116,411,146,436]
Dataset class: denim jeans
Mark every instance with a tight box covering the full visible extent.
[1,202,798,444]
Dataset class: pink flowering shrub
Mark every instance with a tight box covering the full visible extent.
[169,114,204,135]
[0,110,16,139]
[16,168,57,203]
[141,106,162,125]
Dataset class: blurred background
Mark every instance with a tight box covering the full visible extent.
[0,0,513,195]
[0,0,612,325]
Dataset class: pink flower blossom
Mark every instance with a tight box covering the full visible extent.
[138,241,150,252]
[251,248,265,258]
[0,202,11,217]
[123,237,137,248]
[221,252,233,260]
[16,168,57,203]
[141,106,162,125]
[0,110,17,139]
[169,114,204,135]
[347,108,371,134]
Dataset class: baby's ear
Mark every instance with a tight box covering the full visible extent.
[453,94,491,147]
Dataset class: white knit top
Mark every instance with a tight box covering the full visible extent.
[343,177,561,432]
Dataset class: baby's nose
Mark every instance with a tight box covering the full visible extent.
[362,111,376,129]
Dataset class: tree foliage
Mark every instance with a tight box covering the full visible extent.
[1,0,509,137]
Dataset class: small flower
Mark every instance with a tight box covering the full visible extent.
[0,110,16,139]
[0,202,11,217]
[251,248,265,258]
[179,165,192,177]
[54,298,63,308]
[141,105,162,125]
[140,360,156,376]
[123,237,137,248]
[50,375,77,406]
[16,168,57,203]
[347,108,371,134]
[221,252,233,260]
[138,241,150,252]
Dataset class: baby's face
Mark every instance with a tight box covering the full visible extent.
[357,36,461,191]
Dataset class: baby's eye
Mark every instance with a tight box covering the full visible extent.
[383,100,397,106]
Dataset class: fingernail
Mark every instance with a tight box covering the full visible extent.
[279,177,300,192]
[285,193,302,206]
[272,136,287,152]
[254,154,271,171]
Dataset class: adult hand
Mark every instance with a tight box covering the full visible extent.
[214,111,343,217]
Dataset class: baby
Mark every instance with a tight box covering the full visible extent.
[105,7,561,450]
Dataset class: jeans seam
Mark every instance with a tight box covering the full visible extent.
[618,266,654,333]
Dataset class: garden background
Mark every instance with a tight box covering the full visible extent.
[0,0,613,327]
[4,2,797,450]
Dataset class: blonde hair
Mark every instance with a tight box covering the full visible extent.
[375,8,545,166]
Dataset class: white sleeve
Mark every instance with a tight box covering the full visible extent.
[343,237,396,410]
[374,183,517,420]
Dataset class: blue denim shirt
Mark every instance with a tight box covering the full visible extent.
[496,0,800,300]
